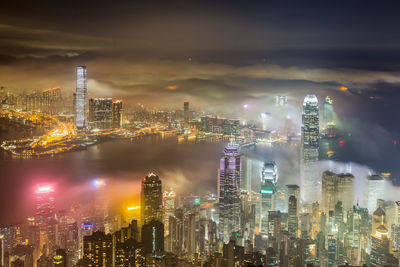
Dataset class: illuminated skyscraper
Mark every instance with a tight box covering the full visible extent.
[163,190,176,237]
[241,157,259,192]
[141,220,164,255]
[267,211,281,239]
[75,66,87,129]
[141,173,163,225]
[112,100,123,129]
[83,231,113,266]
[35,185,56,254]
[370,224,390,267]
[288,195,298,238]
[88,98,113,129]
[0,234,3,267]
[301,94,320,202]
[92,179,108,231]
[41,87,62,114]
[372,207,386,235]
[364,175,384,214]
[262,161,278,184]
[218,140,242,242]
[286,184,300,209]
[260,161,278,233]
[321,171,354,214]
[323,96,334,129]
[186,213,196,255]
[260,112,269,131]
[327,234,337,266]
[184,100,189,123]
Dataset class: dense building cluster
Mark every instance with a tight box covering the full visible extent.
[0,87,67,114]
[1,67,399,266]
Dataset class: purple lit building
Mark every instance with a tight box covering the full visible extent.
[218,140,242,243]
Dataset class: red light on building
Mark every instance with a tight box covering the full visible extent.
[394,140,397,145]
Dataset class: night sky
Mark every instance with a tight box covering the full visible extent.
[1,1,400,110]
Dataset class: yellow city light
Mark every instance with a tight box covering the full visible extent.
[127,206,140,210]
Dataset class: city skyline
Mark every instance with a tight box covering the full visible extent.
[1,1,400,266]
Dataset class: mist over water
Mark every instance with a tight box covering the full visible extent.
[0,137,225,225]
[1,91,400,224]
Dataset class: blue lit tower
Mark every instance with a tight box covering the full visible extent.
[75,66,87,129]
[260,161,278,233]
[218,139,242,243]
[301,94,320,202]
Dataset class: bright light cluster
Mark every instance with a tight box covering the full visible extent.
[93,179,106,188]
[35,185,54,194]
[127,206,140,210]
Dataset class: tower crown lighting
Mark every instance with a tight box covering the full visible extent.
[35,185,54,193]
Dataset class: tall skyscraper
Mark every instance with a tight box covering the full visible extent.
[364,175,385,214]
[35,185,56,254]
[112,100,123,129]
[260,161,278,233]
[184,100,189,123]
[241,157,260,192]
[141,173,163,225]
[92,179,108,231]
[301,94,320,202]
[267,211,282,239]
[323,96,334,129]
[321,171,354,214]
[186,213,196,255]
[88,98,113,129]
[75,66,87,129]
[286,184,300,207]
[327,234,337,266]
[288,195,298,238]
[141,220,164,255]
[163,190,176,237]
[218,140,242,242]
[0,234,4,267]
[370,224,390,267]
[41,87,62,114]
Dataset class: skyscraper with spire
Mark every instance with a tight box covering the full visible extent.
[218,138,242,242]
[301,94,320,202]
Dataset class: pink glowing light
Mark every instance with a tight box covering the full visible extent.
[35,185,54,194]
